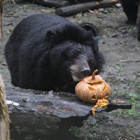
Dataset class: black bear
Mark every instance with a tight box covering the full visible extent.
[120,0,140,24]
[5,14,104,92]
[138,20,140,41]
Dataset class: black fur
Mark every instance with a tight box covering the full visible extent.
[138,20,140,41]
[120,0,140,24]
[5,14,104,92]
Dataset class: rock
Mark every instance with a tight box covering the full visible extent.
[6,85,93,139]
[115,3,121,8]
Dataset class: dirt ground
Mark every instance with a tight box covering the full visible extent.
[0,2,140,140]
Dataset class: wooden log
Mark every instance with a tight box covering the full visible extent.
[0,74,10,140]
[34,0,70,8]
[55,0,119,16]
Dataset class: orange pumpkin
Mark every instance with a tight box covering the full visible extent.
[75,69,111,115]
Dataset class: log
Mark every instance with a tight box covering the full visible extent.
[34,0,70,8]
[55,0,119,16]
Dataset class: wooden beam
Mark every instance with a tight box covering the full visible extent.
[55,0,119,16]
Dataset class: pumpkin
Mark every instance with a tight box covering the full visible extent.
[75,69,111,115]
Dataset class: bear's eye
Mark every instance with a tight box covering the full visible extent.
[71,49,83,58]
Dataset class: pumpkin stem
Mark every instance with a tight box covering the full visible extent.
[92,69,98,80]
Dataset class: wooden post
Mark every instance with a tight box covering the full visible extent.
[0,74,10,140]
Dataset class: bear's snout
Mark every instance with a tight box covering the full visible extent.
[81,67,91,77]
[70,58,91,82]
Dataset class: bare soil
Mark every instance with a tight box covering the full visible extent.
[0,2,140,140]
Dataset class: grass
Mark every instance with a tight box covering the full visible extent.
[115,64,125,70]
[121,93,140,117]
[6,29,13,35]
[7,4,27,15]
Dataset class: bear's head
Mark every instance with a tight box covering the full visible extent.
[45,24,105,90]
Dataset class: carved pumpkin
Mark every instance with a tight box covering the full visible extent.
[75,70,111,115]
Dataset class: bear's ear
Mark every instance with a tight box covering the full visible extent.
[45,30,57,43]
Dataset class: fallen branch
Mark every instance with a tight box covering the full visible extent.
[55,0,119,16]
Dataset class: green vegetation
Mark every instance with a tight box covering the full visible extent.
[8,5,27,15]
[6,29,13,35]
[122,93,140,117]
